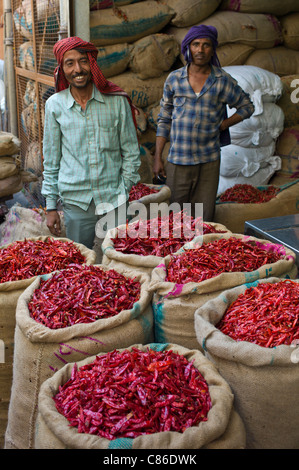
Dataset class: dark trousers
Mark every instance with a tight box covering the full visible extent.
[166,160,220,221]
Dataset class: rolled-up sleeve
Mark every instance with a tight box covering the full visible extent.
[156,76,174,139]
[224,76,255,121]
[119,97,141,192]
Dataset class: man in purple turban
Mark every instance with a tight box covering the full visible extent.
[154,24,254,221]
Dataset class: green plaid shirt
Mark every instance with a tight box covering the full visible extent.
[42,84,140,213]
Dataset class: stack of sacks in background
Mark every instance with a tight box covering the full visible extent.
[0,133,23,200]
[166,0,299,74]
[0,132,37,202]
[217,65,284,194]
[89,0,222,174]
[218,0,299,76]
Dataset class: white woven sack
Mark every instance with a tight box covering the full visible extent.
[223,65,283,116]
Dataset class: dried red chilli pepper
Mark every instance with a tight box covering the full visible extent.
[129,183,159,201]
[166,237,283,284]
[28,264,141,329]
[219,183,280,204]
[216,280,299,348]
[0,238,86,283]
[53,348,212,439]
[112,211,226,257]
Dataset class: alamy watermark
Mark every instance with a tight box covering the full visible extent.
[290,79,299,103]
[0,340,4,363]
[291,340,299,364]
[95,200,204,240]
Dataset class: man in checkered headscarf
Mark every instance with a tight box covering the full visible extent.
[42,37,141,251]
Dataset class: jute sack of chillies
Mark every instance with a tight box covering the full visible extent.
[194,277,299,449]
[0,236,96,448]
[148,233,297,350]
[129,182,171,214]
[4,265,154,449]
[214,180,299,234]
[34,343,246,449]
[101,217,230,275]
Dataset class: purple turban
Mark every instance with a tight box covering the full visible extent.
[181,25,221,66]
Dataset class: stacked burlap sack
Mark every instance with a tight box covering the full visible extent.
[148,233,297,350]
[0,237,96,448]
[34,343,246,449]
[214,180,299,234]
[167,2,299,73]
[194,277,299,449]
[4,264,154,449]
[0,132,23,199]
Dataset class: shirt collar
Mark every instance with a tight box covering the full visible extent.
[181,63,222,78]
[65,83,105,109]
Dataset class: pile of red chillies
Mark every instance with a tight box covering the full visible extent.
[112,211,225,257]
[53,348,212,439]
[0,238,86,283]
[129,183,159,201]
[28,265,141,329]
[219,183,280,203]
[166,237,283,284]
[216,280,299,348]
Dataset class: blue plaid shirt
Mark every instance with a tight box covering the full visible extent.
[156,65,254,165]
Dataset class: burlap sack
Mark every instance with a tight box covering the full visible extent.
[194,277,299,449]
[280,12,299,50]
[5,265,154,449]
[129,34,179,79]
[0,156,19,179]
[90,1,174,46]
[216,43,255,67]
[277,75,299,128]
[219,0,299,16]
[0,236,96,448]
[276,127,299,177]
[109,71,168,108]
[245,46,299,76]
[129,183,171,218]
[149,233,297,349]
[166,11,283,51]
[0,205,66,245]
[0,132,20,156]
[101,220,229,275]
[163,0,221,27]
[0,173,23,198]
[214,180,299,234]
[34,342,246,449]
[97,43,132,78]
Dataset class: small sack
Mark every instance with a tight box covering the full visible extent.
[5,265,153,449]
[194,277,299,449]
[35,343,246,449]
[215,180,299,234]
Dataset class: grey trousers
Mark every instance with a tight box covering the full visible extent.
[63,199,128,250]
[166,159,220,221]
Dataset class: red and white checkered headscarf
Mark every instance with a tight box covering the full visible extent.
[53,36,137,128]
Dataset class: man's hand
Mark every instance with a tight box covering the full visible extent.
[46,210,61,237]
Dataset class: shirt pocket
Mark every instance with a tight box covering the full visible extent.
[173,96,186,119]
[99,120,120,151]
